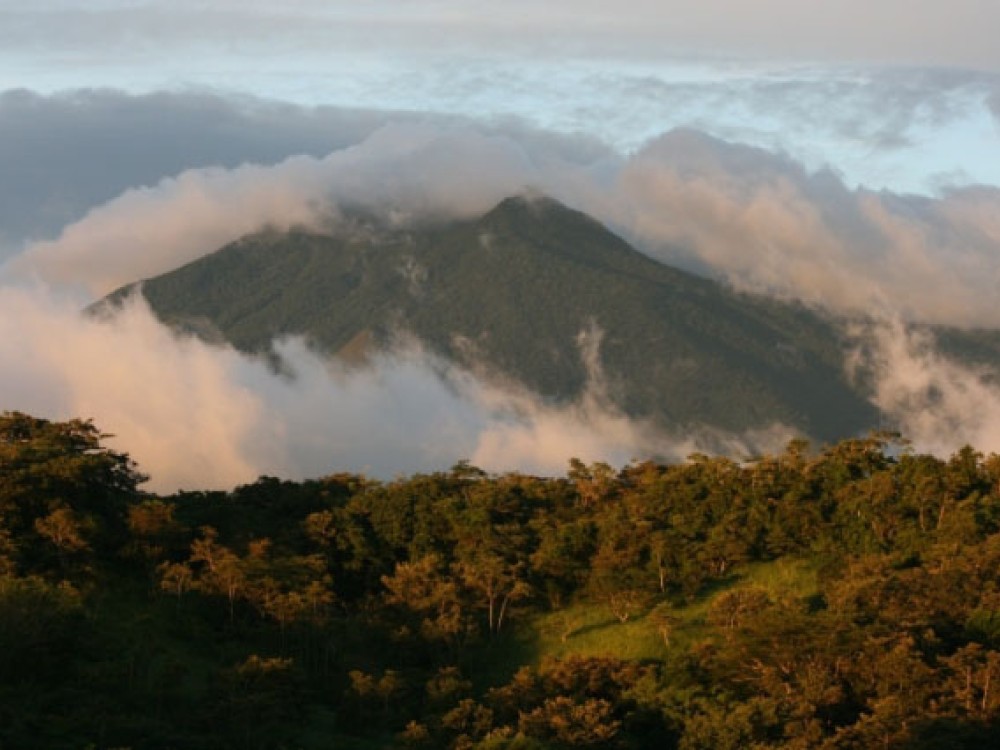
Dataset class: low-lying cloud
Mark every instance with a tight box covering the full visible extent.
[4,114,1000,485]
[3,71,996,263]
[0,89,407,252]
[0,289,793,491]
[8,158,333,296]
[10,122,1000,328]
[850,319,1000,458]
[7,121,613,297]
[611,130,1000,326]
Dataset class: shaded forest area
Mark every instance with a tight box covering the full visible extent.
[3,411,1000,748]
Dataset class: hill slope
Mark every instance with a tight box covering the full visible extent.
[104,196,878,442]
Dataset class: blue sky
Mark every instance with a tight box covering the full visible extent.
[2,1,998,195]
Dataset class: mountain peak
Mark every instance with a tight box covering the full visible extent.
[487,192,564,214]
[102,197,878,443]
[482,193,597,229]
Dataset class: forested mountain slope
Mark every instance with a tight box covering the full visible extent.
[103,195,879,443]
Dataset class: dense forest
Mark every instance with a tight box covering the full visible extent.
[4,412,1000,748]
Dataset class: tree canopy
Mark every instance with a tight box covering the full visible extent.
[2,414,1000,747]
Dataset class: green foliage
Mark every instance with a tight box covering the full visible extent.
[103,195,879,442]
[9,413,1000,746]
[0,575,84,679]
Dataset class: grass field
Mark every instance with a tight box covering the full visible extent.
[524,557,822,664]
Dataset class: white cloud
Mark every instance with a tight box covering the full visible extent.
[1,287,790,491]
[0,88,400,251]
[7,159,331,295]
[4,117,1000,486]
[0,287,269,490]
[6,123,574,296]
[850,318,1000,457]
[605,130,1000,327]
[9,121,1000,327]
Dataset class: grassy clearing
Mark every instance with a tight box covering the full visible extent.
[532,604,668,662]
[740,557,821,600]
[526,557,822,664]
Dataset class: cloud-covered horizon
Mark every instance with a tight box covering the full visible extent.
[9,119,1000,329]
[10,276,1000,492]
[1,70,997,214]
[3,90,1000,489]
[5,2,1000,73]
[0,89,410,250]
[3,5,999,490]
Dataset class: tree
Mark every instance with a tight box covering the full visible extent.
[568,459,618,507]
[0,412,146,569]
[587,507,652,623]
[188,526,246,622]
[529,517,595,609]
[35,506,91,563]
[707,586,771,633]
[158,560,194,608]
[382,554,467,644]
[218,654,305,748]
[940,644,1000,720]
[456,554,531,635]
[450,479,535,635]
[679,696,781,750]
[348,668,407,722]
[518,696,620,746]
[242,543,334,633]
[648,602,679,648]
[126,499,184,570]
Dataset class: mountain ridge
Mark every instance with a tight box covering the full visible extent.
[101,194,880,443]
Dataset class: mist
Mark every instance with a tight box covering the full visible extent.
[849,319,1000,457]
[6,122,612,296]
[0,89,408,251]
[0,288,796,491]
[11,121,1000,327]
[3,100,1000,487]
[610,130,1000,327]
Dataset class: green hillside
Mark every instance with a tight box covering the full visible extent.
[7,413,1000,748]
[104,195,877,442]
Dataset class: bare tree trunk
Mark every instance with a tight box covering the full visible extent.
[497,594,511,633]
[983,669,992,715]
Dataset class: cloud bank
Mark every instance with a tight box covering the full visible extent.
[5,1,1000,72]
[612,130,1000,327]
[4,114,1000,488]
[3,70,997,215]
[0,89,399,250]
[3,1,998,490]
[10,122,1000,328]
[6,121,609,296]
[0,289,789,492]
